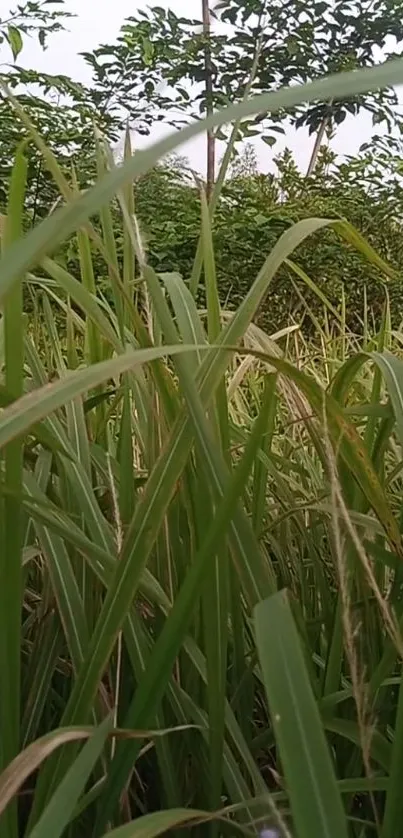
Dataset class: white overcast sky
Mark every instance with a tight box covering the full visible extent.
[4,0,381,173]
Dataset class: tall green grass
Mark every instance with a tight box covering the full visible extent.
[1,59,403,838]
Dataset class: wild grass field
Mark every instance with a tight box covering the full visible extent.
[3,3,403,838]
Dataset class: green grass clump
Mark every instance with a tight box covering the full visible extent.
[2,61,403,838]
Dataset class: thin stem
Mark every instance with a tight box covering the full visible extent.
[202,0,215,200]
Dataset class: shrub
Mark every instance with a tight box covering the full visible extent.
[135,147,403,332]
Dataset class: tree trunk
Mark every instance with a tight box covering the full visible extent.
[306,98,335,178]
[305,114,329,178]
[202,0,215,200]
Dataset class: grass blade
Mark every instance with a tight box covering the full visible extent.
[254,591,349,838]
[0,145,27,838]
[371,351,403,451]
[95,372,275,828]
[28,716,113,838]
[0,345,208,450]
[382,666,403,838]
[99,808,210,838]
[0,726,101,819]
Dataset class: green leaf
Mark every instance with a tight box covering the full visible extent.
[0,144,27,838]
[285,258,342,323]
[161,273,206,373]
[248,351,402,559]
[29,717,113,838]
[254,591,349,838]
[99,808,209,838]
[41,257,122,352]
[94,365,276,828]
[141,36,154,66]
[7,26,23,61]
[0,726,100,820]
[371,351,403,451]
[262,135,276,146]
[0,345,208,450]
[382,671,403,838]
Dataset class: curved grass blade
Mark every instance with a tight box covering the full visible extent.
[40,257,122,352]
[0,726,101,818]
[322,718,391,772]
[161,272,207,372]
[99,808,212,838]
[285,258,342,323]
[0,345,209,450]
[28,716,113,838]
[371,351,403,450]
[334,220,397,280]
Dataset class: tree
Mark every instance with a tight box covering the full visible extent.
[81,0,403,182]
[0,0,70,60]
[79,3,284,143]
[0,2,121,218]
[3,0,403,214]
[217,0,403,172]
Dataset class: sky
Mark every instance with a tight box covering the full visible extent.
[4,0,381,175]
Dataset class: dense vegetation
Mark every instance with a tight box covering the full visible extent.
[2,3,403,838]
[133,145,403,332]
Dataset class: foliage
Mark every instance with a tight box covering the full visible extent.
[0,0,70,60]
[2,57,403,838]
[0,2,123,219]
[217,0,403,135]
[0,3,93,217]
[132,145,403,333]
[3,4,403,838]
[3,0,403,218]
[84,0,403,144]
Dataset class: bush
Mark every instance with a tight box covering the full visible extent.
[136,147,403,332]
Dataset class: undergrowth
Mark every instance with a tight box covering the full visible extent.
[1,60,403,838]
